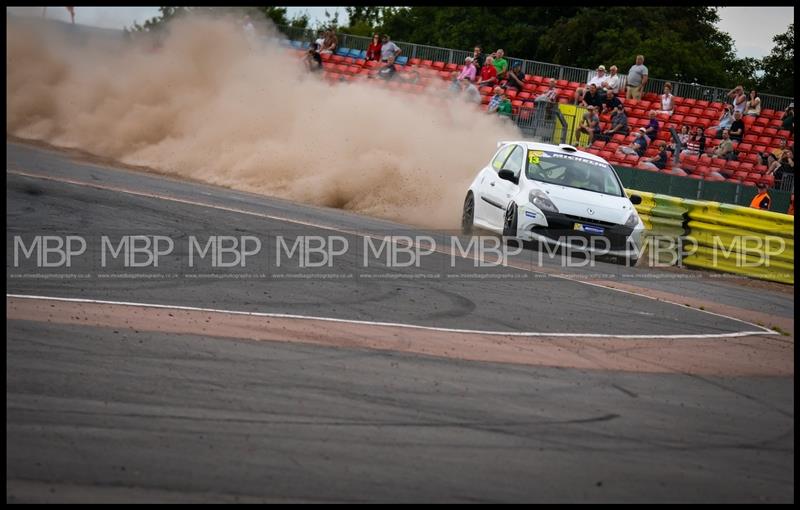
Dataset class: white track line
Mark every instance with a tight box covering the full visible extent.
[6,294,775,339]
[7,169,779,337]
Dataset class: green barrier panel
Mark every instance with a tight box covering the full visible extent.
[683,246,794,285]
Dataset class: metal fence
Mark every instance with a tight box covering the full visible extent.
[277,25,794,112]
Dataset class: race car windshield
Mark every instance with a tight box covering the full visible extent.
[526,150,624,196]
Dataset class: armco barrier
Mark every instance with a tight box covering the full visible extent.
[626,189,794,284]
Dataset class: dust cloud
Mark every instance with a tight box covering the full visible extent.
[6,13,521,228]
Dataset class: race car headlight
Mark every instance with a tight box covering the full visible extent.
[624,211,640,228]
[529,190,559,213]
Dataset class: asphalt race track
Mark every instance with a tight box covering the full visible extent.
[6,140,795,503]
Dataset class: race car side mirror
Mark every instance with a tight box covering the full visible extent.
[629,195,642,205]
[498,169,518,183]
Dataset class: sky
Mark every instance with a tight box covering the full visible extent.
[6,6,793,60]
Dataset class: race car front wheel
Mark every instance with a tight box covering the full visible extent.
[462,192,475,235]
[503,202,518,238]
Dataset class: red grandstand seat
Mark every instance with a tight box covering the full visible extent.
[530,75,544,84]
[556,79,569,87]
[737,143,753,153]
[568,81,581,89]
[754,164,769,174]
[683,98,697,107]
[759,174,775,187]
[517,91,531,101]
[777,130,792,139]
[750,125,765,135]
[725,160,741,171]
[740,162,755,172]
[432,61,446,70]
[761,108,776,118]
[599,150,614,161]
[705,128,718,138]
[409,58,421,66]
[421,59,433,66]
[479,86,493,95]
[754,117,770,127]
[768,118,784,129]
[521,101,534,110]
[742,115,756,127]
[743,134,759,144]
[694,165,711,175]
[696,100,710,108]
[643,93,659,102]
[511,99,523,108]
[752,144,767,154]
[438,71,451,80]
[702,108,718,119]
[481,95,490,104]
[506,89,518,99]
[624,154,640,165]
[631,108,646,118]
[605,143,620,153]
[638,100,652,110]
[763,127,779,137]
[365,60,380,68]
[757,136,772,146]
[745,153,760,165]
[689,107,704,117]
[687,173,703,180]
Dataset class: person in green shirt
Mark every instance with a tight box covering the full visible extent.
[497,93,513,117]
[492,49,508,79]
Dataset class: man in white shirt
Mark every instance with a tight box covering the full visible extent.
[380,35,402,62]
[588,65,607,91]
[603,65,621,94]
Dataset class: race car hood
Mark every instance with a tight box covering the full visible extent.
[533,182,634,225]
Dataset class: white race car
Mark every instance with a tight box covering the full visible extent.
[461,141,645,264]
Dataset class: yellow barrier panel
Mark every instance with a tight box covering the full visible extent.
[624,188,795,284]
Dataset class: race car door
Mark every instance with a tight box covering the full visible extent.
[483,144,524,228]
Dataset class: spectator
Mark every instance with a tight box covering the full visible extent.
[644,110,660,142]
[681,126,706,157]
[668,124,690,153]
[639,141,669,170]
[604,65,621,94]
[656,83,674,116]
[728,85,747,116]
[573,86,585,106]
[461,79,482,104]
[581,83,603,108]
[448,71,462,93]
[711,105,734,138]
[600,89,623,115]
[597,103,629,141]
[493,49,509,80]
[728,110,745,142]
[535,78,559,103]
[574,105,601,146]
[781,104,794,131]
[496,91,513,117]
[619,127,649,156]
[314,30,326,51]
[625,54,649,100]
[487,86,504,112]
[504,62,525,91]
[712,129,736,161]
[380,35,402,62]
[365,33,382,61]
[478,56,498,87]
[588,65,607,91]
[472,45,486,73]
[457,56,477,82]
[375,55,397,80]
[750,183,772,210]
[303,45,323,73]
[766,138,790,163]
[768,149,794,190]
[320,29,337,55]
[744,89,761,117]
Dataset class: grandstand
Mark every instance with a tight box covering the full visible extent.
[277,32,794,197]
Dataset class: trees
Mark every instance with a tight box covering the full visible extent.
[760,24,793,97]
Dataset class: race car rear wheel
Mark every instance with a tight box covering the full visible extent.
[503,202,518,238]
[461,192,475,235]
